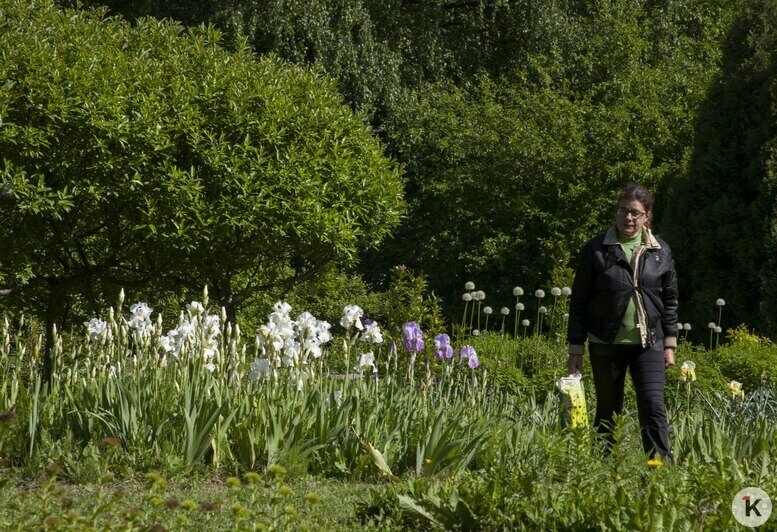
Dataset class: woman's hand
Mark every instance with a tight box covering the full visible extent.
[567,354,583,375]
[664,348,675,369]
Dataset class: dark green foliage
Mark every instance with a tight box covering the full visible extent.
[59,0,751,332]
[0,0,403,367]
[663,0,777,337]
[357,1,738,319]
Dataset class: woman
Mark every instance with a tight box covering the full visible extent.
[566,182,677,462]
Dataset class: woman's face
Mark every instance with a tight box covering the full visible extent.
[615,199,650,237]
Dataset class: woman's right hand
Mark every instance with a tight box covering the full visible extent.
[567,354,583,375]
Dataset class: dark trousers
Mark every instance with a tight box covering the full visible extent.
[588,342,673,461]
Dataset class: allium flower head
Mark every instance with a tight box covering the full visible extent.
[500,307,509,315]
[679,360,696,382]
[708,322,716,329]
[472,329,480,336]
[402,322,424,353]
[483,306,493,315]
[515,302,525,311]
[476,290,486,301]
[521,319,530,327]
[534,289,545,299]
[551,287,562,297]
[512,286,524,296]
[465,282,475,290]
[434,334,453,359]
[561,287,572,296]
[714,326,722,334]
[462,293,472,302]
[716,298,726,307]
[683,323,692,331]
[539,306,548,314]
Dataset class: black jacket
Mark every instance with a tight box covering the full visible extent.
[567,226,678,351]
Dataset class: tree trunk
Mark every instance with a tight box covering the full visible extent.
[214,275,236,325]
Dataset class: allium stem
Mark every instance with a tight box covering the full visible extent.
[549,296,557,334]
[513,297,520,337]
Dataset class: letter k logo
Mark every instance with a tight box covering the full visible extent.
[743,495,762,517]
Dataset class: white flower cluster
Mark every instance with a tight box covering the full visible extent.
[128,302,154,334]
[341,304,383,373]
[361,321,383,344]
[84,317,108,341]
[250,302,332,382]
[340,304,364,331]
[158,301,221,371]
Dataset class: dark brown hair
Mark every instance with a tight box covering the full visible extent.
[617,182,654,213]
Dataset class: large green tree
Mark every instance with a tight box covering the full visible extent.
[363,1,738,315]
[663,0,777,337]
[0,0,403,378]
[65,0,743,328]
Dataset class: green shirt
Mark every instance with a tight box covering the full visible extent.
[589,230,642,345]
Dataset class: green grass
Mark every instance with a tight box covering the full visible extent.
[0,470,377,530]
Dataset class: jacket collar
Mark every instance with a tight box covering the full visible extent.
[603,225,661,249]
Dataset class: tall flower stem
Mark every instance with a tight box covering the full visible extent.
[513,297,520,337]
[686,382,691,416]
[549,296,558,335]
[535,306,541,337]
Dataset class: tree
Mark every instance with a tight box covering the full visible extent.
[62,0,743,328]
[663,0,777,337]
[362,0,738,316]
[0,0,404,379]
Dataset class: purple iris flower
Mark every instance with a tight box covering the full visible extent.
[460,345,479,368]
[402,322,425,353]
[434,333,454,360]
[363,318,373,326]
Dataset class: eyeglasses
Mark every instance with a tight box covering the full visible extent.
[616,207,647,220]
